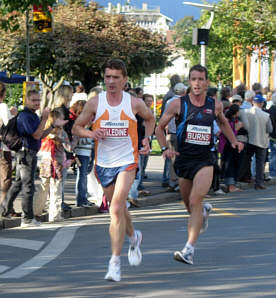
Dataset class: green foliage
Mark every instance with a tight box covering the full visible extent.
[151,138,161,155]
[174,0,276,86]
[4,84,23,108]
[0,2,170,96]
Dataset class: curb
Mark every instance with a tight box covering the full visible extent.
[1,179,275,230]
[0,193,181,230]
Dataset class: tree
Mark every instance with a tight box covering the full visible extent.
[174,0,276,85]
[0,1,170,108]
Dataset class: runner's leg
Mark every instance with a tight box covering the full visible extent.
[106,169,136,256]
[187,166,213,245]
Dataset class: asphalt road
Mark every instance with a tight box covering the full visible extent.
[0,185,276,298]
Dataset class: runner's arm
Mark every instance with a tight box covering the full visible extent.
[72,97,104,140]
[215,99,244,152]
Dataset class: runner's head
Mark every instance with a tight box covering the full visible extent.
[189,64,208,80]
[104,59,127,78]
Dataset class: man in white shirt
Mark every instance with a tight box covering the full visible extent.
[240,94,273,189]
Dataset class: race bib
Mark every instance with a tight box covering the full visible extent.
[185,124,211,145]
[100,120,129,138]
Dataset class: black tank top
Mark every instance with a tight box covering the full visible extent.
[175,95,215,158]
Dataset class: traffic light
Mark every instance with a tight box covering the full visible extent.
[192,28,209,46]
[33,5,52,33]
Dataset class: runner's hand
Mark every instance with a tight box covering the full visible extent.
[163,148,179,159]
[91,128,105,140]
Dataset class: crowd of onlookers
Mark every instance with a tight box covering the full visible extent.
[159,76,276,195]
[0,77,276,226]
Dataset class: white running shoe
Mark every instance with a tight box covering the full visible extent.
[174,247,194,265]
[104,262,121,282]
[200,202,213,234]
[21,218,41,228]
[128,230,142,266]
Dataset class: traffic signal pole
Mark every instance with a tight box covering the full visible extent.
[26,9,30,82]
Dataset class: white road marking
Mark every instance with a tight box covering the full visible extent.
[0,265,10,273]
[0,238,44,250]
[0,225,80,279]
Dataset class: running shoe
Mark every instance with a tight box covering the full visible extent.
[104,262,121,282]
[200,202,213,234]
[128,230,142,266]
[174,247,194,265]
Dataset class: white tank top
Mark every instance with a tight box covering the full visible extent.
[92,91,138,167]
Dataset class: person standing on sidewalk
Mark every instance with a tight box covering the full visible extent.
[72,59,155,282]
[0,90,67,227]
[0,82,17,206]
[155,64,243,265]
[240,94,273,189]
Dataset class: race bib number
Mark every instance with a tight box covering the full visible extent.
[100,120,129,138]
[185,124,211,145]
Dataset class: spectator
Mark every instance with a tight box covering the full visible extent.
[139,94,154,182]
[267,92,276,177]
[240,90,255,110]
[0,82,15,207]
[220,86,232,113]
[70,84,88,107]
[71,101,94,207]
[219,104,244,192]
[230,94,243,106]
[160,75,182,187]
[53,85,75,211]
[207,87,225,195]
[88,86,102,99]
[135,87,144,99]
[238,90,255,183]
[0,90,67,227]
[165,83,187,191]
[240,94,273,189]
[39,110,72,222]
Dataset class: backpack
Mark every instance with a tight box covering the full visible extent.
[0,113,23,152]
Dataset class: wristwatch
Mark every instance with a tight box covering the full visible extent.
[161,146,168,153]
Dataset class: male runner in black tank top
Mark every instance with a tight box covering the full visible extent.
[155,65,244,265]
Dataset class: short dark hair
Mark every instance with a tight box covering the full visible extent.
[170,74,181,87]
[189,64,208,80]
[207,87,218,98]
[0,81,6,98]
[26,89,39,99]
[225,103,239,120]
[104,59,127,77]
[221,86,231,99]
[143,94,154,101]
[252,82,262,92]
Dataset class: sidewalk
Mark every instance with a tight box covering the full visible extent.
[0,155,181,230]
[1,155,275,230]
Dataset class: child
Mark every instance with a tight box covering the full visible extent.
[39,110,75,222]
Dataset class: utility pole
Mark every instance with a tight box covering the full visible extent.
[26,9,30,82]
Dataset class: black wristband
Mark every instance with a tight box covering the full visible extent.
[161,146,168,153]
[51,124,55,129]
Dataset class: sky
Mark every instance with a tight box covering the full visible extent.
[94,0,218,24]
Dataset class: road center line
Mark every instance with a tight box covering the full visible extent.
[212,207,238,217]
[0,238,45,251]
[0,225,79,279]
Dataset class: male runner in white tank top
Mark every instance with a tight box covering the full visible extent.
[72,59,155,282]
